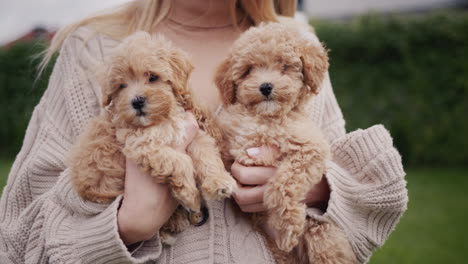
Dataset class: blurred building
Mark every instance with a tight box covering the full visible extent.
[4,27,54,48]
[301,0,468,18]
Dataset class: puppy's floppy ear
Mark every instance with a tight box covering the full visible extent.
[300,32,329,95]
[214,55,236,105]
[95,64,114,108]
[168,48,195,110]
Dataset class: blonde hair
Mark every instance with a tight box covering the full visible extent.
[38,0,296,74]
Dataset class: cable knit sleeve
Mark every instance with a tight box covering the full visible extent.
[306,73,408,263]
[0,27,162,263]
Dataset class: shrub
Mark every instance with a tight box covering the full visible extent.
[314,11,468,166]
[0,42,53,158]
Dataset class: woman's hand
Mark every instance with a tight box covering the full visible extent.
[231,146,331,213]
[231,146,331,241]
[117,111,199,245]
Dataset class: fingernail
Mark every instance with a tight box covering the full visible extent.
[246,147,260,157]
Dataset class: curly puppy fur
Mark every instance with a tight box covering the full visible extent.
[68,32,236,244]
[214,23,356,263]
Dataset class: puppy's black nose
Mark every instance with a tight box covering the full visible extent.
[132,96,146,110]
[259,83,273,97]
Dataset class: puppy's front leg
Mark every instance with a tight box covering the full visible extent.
[123,145,201,212]
[187,131,236,200]
[298,219,357,264]
[264,146,326,252]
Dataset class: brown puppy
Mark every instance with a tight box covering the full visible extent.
[68,31,236,244]
[214,23,356,263]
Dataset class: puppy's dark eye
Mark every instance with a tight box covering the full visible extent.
[148,74,159,83]
[241,66,252,79]
[282,64,290,73]
[119,83,127,89]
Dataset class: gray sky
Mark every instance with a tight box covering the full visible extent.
[304,0,460,17]
[0,0,130,44]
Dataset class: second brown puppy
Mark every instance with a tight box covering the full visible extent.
[214,22,356,263]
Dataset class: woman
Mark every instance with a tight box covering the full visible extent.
[0,0,408,263]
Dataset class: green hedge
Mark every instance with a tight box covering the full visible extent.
[314,11,468,166]
[0,11,467,166]
[0,43,52,158]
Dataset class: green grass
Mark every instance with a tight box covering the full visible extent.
[0,161,467,262]
[370,168,468,263]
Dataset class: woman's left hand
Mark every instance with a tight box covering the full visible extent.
[231,146,331,213]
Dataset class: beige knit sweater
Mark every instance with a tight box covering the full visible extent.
[0,26,408,264]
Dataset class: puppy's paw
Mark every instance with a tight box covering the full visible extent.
[269,206,306,252]
[276,227,302,252]
[202,172,237,200]
[305,221,357,264]
[176,190,201,212]
[160,231,177,246]
[171,180,201,212]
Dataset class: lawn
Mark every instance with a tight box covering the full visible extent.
[370,168,468,264]
[0,161,466,262]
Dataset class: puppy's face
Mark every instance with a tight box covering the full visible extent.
[100,32,193,128]
[235,53,304,116]
[215,23,329,117]
[108,61,175,128]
